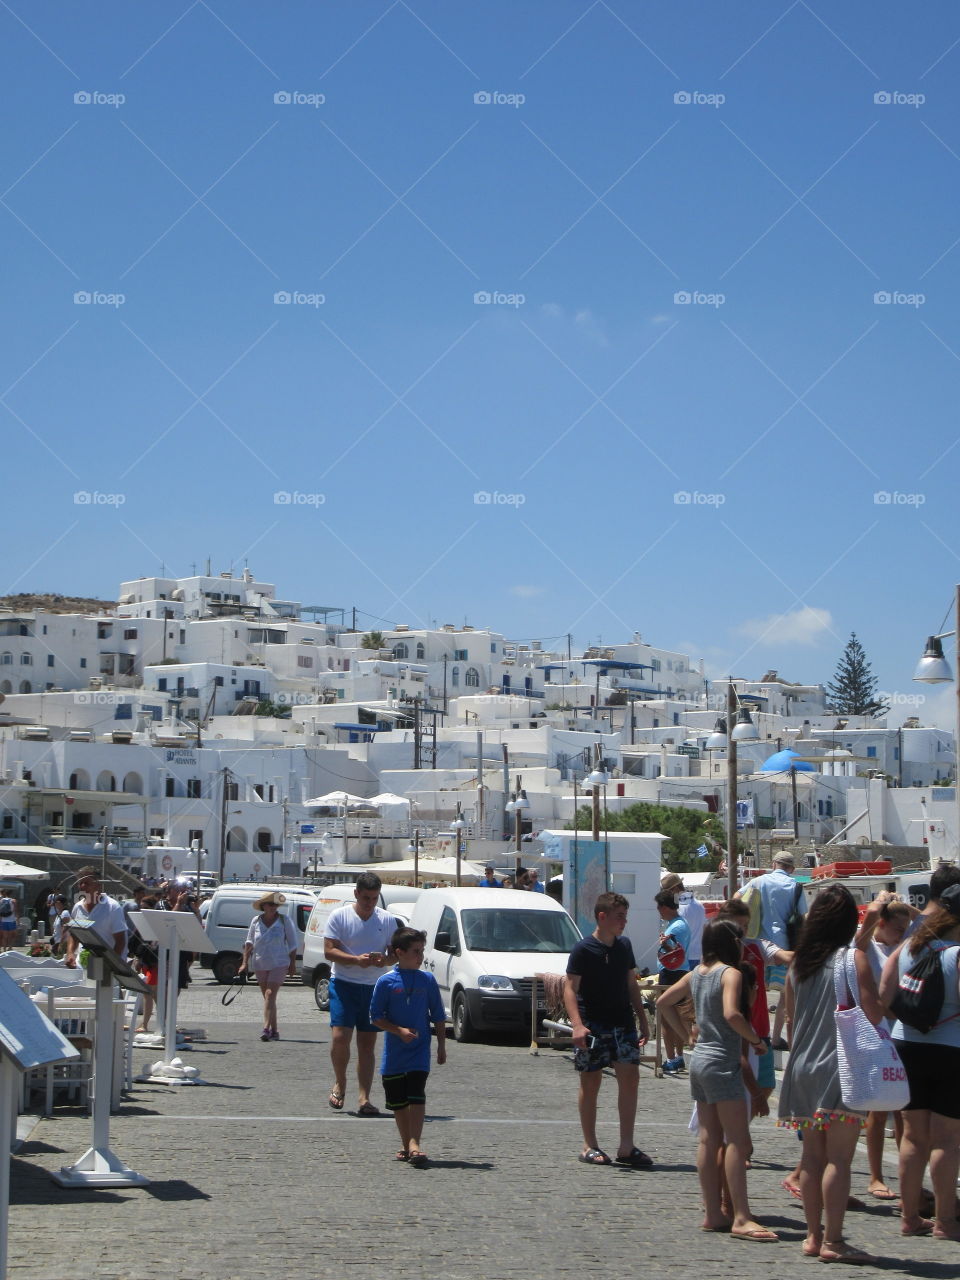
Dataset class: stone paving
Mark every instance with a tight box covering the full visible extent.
[7,977,957,1279]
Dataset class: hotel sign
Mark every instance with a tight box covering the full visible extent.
[165,748,198,767]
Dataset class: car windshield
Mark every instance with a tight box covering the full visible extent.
[461,908,579,953]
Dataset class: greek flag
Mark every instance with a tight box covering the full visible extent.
[696,843,709,858]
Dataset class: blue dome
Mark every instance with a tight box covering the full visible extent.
[761,749,815,773]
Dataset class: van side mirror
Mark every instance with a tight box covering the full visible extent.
[435,930,453,952]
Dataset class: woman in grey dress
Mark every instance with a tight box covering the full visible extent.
[659,919,773,1240]
[778,884,885,1263]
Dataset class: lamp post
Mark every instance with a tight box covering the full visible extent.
[913,586,960,864]
[452,804,466,886]
[406,828,420,888]
[512,775,529,880]
[725,683,738,899]
[585,745,609,844]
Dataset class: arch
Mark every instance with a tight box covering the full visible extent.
[122,771,143,794]
[69,768,91,790]
[226,826,248,852]
[96,770,116,792]
[451,666,460,688]
[0,680,10,694]
[392,642,409,660]
[415,642,425,660]
[465,667,480,688]
[254,828,272,853]
[18,680,30,694]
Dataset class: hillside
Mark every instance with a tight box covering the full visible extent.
[0,593,116,615]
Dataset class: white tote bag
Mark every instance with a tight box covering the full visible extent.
[833,947,909,1112]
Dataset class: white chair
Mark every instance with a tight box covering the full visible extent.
[21,990,97,1114]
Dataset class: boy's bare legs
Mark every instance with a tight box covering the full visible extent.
[577,1067,604,1154]
[329,1026,353,1101]
[393,1105,412,1155]
[406,1103,426,1157]
[613,1061,639,1158]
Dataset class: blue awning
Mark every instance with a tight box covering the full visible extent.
[580,659,653,671]
[333,723,390,733]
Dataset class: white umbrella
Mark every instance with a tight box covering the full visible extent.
[303,791,366,809]
[0,859,48,880]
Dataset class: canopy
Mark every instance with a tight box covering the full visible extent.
[319,857,486,881]
[369,793,411,818]
[303,791,368,810]
[0,859,49,880]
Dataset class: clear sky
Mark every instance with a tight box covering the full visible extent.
[2,2,959,722]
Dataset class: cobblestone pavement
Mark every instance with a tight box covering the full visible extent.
[6,977,954,1279]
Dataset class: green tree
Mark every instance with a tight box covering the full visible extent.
[826,632,888,717]
[566,801,724,873]
[361,630,385,651]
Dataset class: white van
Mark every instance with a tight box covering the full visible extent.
[407,887,581,1042]
[201,884,321,983]
[301,882,423,1011]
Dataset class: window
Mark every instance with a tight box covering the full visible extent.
[465,668,480,687]
[20,654,31,665]
[490,643,497,654]
[188,829,204,848]
[42,625,47,635]
[451,666,459,687]
[158,678,167,691]
[227,781,239,801]
[454,649,468,661]
[123,628,137,640]
[651,658,661,671]
[0,654,10,665]
[297,655,313,668]
[80,658,86,668]
[187,779,201,798]
[894,747,900,760]
[866,746,877,759]
[47,654,55,667]
[165,777,176,797]
[436,906,460,953]
[392,643,408,660]
[415,642,425,660]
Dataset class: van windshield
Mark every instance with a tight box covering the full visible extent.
[460,909,579,953]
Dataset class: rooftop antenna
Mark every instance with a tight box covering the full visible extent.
[205,557,211,576]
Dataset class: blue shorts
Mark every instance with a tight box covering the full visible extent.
[0,919,16,932]
[574,1023,640,1073]
[765,963,787,993]
[328,977,377,1032]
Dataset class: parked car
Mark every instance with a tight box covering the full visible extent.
[301,882,423,1011]
[201,884,321,983]
[407,887,581,1042]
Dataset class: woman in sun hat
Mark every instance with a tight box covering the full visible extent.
[239,891,298,1042]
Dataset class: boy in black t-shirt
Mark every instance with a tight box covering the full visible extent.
[564,891,652,1168]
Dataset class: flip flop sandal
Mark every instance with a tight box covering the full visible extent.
[355,1102,383,1117]
[328,1089,344,1111]
[395,1150,409,1161]
[578,1148,612,1165]
[408,1152,429,1168]
[781,1178,803,1200]
[615,1148,654,1168]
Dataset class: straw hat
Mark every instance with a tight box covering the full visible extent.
[660,872,684,893]
[253,891,286,910]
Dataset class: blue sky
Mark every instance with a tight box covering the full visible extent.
[3,2,960,719]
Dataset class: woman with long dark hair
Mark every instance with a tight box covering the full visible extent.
[879,883,960,1239]
[659,918,774,1240]
[778,884,884,1263]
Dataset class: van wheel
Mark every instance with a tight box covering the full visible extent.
[212,953,241,985]
[452,993,475,1043]
[314,974,330,1012]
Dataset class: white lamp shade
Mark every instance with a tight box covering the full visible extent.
[585,769,609,787]
[914,635,953,684]
[513,790,530,811]
[731,708,759,741]
[706,718,728,750]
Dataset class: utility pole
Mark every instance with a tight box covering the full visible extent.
[218,766,230,883]
[726,682,738,898]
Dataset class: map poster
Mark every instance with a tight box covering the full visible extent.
[569,839,609,938]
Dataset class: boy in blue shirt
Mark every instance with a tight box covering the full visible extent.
[370,927,447,1167]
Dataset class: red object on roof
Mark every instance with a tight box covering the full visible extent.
[810,861,893,878]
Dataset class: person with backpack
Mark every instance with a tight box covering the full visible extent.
[0,890,18,951]
[738,851,807,1049]
[879,882,960,1241]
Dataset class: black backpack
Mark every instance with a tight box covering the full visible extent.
[889,943,955,1034]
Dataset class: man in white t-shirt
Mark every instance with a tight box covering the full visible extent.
[660,872,706,965]
[323,871,397,1116]
[64,866,127,967]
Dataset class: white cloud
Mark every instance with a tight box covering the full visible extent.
[735,605,832,647]
[510,584,544,598]
[539,302,608,345]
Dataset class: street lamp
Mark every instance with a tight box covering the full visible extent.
[585,748,609,844]
[913,587,960,863]
[731,707,760,741]
[452,804,466,886]
[406,827,421,888]
[512,777,529,880]
[706,718,728,751]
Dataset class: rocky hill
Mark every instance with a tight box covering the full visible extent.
[0,593,115,615]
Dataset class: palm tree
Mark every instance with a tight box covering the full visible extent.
[361,630,385,651]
